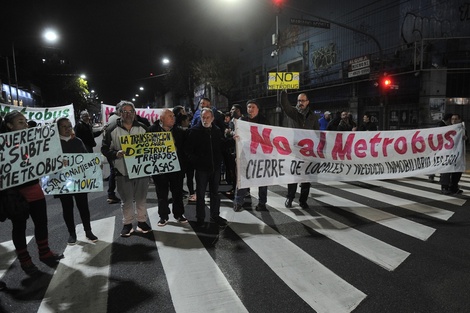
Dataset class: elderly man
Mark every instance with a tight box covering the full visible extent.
[101,101,151,237]
[186,108,227,227]
[280,92,320,209]
[149,109,188,226]
[74,110,103,153]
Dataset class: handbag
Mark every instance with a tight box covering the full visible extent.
[0,188,30,222]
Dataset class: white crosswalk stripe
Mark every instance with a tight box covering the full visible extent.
[0,176,467,313]
[38,217,116,312]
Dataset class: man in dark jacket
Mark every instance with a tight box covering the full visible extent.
[149,109,188,226]
[280,91,320,209]
[74,110,102,153]
[186,108,227,227]
[234,99,269,211]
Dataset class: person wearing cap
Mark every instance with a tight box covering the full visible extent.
[318,111,331,131]
[234,100,269,211]
[101,101,152,237]
[280,91,320,209]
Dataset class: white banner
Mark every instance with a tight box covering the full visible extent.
[101,104,164,125]
[0,124,64,190]
[120,132,181,179]
[235,120,466,188]
[41,153,103,195]
[0,103,75,126]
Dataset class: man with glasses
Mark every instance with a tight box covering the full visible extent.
[280,92,320,209]
[101,101,152,237]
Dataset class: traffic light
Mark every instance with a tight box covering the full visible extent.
[382,77,392,88]
[375,75,398,91]
[273,0,285,7]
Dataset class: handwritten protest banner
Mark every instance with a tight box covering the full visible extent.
[101,104,164,125]
[235,120,466,188]
[120,132,181,179]
[0,103,75,126]
[0,124,64,190]
[41,153,103,195]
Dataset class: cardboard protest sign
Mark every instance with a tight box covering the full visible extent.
[41,153,103,195]
[120,132,181,179]
[235,120,466,188]
[0,124,64,190]
[0,103,75,126]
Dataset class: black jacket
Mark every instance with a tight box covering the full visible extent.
[185,122,223,172]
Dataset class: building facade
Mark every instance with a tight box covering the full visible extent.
[232,0,470,130]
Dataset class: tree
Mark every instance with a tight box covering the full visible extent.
[191,54,238,99]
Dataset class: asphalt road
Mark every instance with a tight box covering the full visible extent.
[1,168,470,313]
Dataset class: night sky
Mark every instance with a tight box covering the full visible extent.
[1,0,277,104]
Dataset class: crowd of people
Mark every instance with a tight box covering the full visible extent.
[0,93,466,285]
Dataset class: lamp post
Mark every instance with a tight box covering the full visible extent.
[10,28,59,106]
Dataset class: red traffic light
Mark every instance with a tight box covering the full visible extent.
[273,0,284,7]
[383,78,392,86]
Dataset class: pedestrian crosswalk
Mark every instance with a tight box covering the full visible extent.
[0,175,468,313]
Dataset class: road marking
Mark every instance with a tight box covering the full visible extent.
[148,207,248,313]
[264,191,410,271]
[0,236,33,278]
[313,181,436,240]
[220,206,367,313]
[38,217,115,312]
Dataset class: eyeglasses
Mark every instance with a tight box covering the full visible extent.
[122,110,135,114]
[297,99,308,102]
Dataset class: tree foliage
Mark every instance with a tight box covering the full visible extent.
[191,54,238,98]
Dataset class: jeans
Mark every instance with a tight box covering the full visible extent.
[234,186,267,206]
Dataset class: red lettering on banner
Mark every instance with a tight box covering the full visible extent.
[354,139,367,158]
[273,136,291,155]
[332,133,355,160]
[298,139,316,157]
[250,126,274,154]
[444,130,456,149]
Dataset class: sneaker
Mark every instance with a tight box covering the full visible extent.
[120,224,134,237]
[107,196,121,204]
[299,202,310,209]
[137,222,152,233]
[285,198,293,208]
[255,203,267,211]
[176,216,188,223]
[157,218,168,227]
[210,216,227,227]
[67,234,77,245]
[85,231,98,242]
[40,252,64,266]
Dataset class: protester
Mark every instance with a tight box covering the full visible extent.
[56,117,98,245]
[0,111,64,275]
[190,97,226,132]
[74,110,103,153]
[186,108,227,227]
[280,92,320,209]
[358,113,378,131]
[101,101,151,237]
[318,111,331,130]
[429,113,453,182]
[149,109,188,226]
[337,111,357,131]
[234,100,269,211]
[440,114,467,194]
[102,109,121,204]
[173,106,196,202]
[223,104,243,196]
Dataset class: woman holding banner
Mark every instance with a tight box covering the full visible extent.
[56,117,98,245]
[0,111,64,276]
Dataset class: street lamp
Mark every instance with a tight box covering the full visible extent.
[10,28,59,106]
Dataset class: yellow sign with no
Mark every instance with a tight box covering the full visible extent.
[267,72,300,90]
